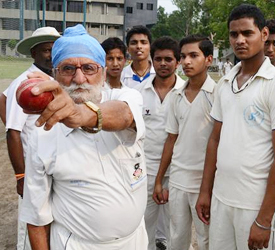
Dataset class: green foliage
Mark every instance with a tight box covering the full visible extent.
[7,39,18,51]
[152,0,275,48]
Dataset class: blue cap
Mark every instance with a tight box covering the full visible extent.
[52,24,105,68]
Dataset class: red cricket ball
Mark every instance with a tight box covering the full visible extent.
[16,78,54,113]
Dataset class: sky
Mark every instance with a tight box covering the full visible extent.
[157,0,178,14]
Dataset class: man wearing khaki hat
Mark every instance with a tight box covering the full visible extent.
[0,26,60,250]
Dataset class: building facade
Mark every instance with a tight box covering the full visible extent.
[0,0,158,56]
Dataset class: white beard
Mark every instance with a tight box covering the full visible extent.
[62,82,102,104]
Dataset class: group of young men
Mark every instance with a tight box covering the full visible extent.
[1,3,275,250]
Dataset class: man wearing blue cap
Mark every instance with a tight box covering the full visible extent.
[20,24,148,249]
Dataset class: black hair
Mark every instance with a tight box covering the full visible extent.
[150,36,180,61]
[266,19,275,35]
[101,37,126,57]
[227,4,265,30]
[179,34,213,57]
[126,25,152,46]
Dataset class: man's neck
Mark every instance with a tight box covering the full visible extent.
[154,74,176,89]
[131,60,150,74]
[106,75,122,89]
[34,63,52,77]
[187,72,208,90]
[240,52,265,75]
[153,74,177,103]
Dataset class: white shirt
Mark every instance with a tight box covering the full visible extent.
[134,74,185,176]
[167,75,216,193]
[6,64,44,157]
[121,63,156,88]
[211,57,275,210]
[218,61,223,70]
[224,61,233,75]
[20,88,148,243]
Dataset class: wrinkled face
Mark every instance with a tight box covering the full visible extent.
[264,33,275,65]
[180,42,212,78]
[153,49,178,79]
[105,48,126,78]
[54,57,104,104]
[229,18,268,61]
[31,42,54,70]
[127,34,150,61]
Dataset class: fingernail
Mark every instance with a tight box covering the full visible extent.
[35,120,40,127]
[32,87,39,94]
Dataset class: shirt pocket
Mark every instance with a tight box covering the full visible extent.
[119,155,147,192]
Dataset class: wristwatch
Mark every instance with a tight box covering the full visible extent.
[81,101,102,133]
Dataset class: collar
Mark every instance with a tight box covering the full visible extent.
[144,74,185,91]
[223,57,275,84]
[123,62,156,78]
[176,74,216,96]
[33,63,53,76]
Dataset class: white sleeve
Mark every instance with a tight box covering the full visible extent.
[6,74,29,131]
[107,88,145,146]
[210,80,224,122]
[20,128,53,226]
[165,92,179,135]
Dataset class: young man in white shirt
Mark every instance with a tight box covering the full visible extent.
[101,37,127,89]
[223,57,233,75]
[196,4,275,250]
[121,26,155,88]
[217,58,224,77]
[265,19,275,66]
[134,36,185,250]
[153,34,216,250]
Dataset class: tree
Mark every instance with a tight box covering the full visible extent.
[7,39,18,51]
[150,7,171,40]
[204,0,275,50]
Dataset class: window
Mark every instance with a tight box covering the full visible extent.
[126,6,133,13]
[147,3,153,10]
[2,18,19,30]
[67,1,83,13]
[137,3,143,10]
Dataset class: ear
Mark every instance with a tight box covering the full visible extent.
[261,26,269,42]
[30,48,36,59]
[205,55,213,67]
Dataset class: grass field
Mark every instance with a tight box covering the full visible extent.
[0,57,32,79]
[0,56,222,93]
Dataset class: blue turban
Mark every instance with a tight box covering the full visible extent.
[52,24,105,68]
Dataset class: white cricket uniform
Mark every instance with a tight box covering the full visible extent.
[20,88,148,249]
[121,63,156,88]
[5,64,47,250]
[166,75,216,250]
[134,74,185,250]
[224,61,233,75]
[217,61,224,76]
[210,57,275,250]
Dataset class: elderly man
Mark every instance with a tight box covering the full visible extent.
[20,24,148,250]
[0,26,60,250]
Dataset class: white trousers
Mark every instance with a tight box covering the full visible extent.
[145,175,170,250]
[169,186,209,250]
[50,218,148,250]
[17,196,31,250]
[210,195,275,250]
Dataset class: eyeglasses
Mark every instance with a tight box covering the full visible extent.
[55,64,102,76]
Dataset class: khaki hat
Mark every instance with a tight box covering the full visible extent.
[16,26,60,55]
